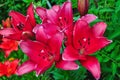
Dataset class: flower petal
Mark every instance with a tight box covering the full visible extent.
[59,1,73,27]
[16,60,36,75]
[36,7,47,22]
[35,59,54,76]
[43,23,58,37]
[27,3,36,27]
[62,45,80,61]
[0,28,22,40]
[48,32,64,61]
[4,59,19,77]
[0,63,5,76]
[86,37,112,54]
[56,59,79,70]
[9,10,26,31]
[73,20,90,49]
[23,17,33,31]
[80,56,101,80]
[52,5,60,12]
[20,40,46,63]
[0,28,16,36]
[92,22,107,36]
[80,14,97,23]
[35,25,48,43]
[46,8,58,24]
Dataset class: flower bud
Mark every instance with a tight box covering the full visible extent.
[78,0,89,16]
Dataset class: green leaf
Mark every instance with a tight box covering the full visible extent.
[105,41,117,52]
[99,8,114,13]
[111,62,117,76]
[110,45,120,58]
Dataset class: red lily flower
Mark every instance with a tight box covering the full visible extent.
[0,38,18,57]
[36,1,73,46]
[0,3,36,40]
[16,26,79,76]
[62,20,112,79]
[36,1,73,29]
[0,59,19,77]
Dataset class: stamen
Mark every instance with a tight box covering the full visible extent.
[40,50,45,53]
[83,38,87,42]
[16,23,24,30]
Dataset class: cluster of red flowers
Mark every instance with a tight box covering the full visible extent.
[0,1,111,80]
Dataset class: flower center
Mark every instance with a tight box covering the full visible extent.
[38,49,54,62]
[79,48,84,54]
[16,23,24,30]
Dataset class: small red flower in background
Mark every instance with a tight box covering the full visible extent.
[2,18,11,28]
[0,38,18,57]
[62,15,112,79]
[0,59,19,77]
[0,62,5,77]
[0,3,36,41]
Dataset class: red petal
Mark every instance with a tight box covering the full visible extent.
[35,25,48,43]
[4,59,19,77]
[73,20,90,49]
[80,14,97,23]
[0,28,16,36]
[35,59,54,76]
[27,3,36,27]
[80,56,101,80]
[56,59,79,70]
[9,11,26,31]
[16,60,36,75]
[59,2,73,27]
[24,16,33,31]
[0,28,22,40]
[52,5,60,12]
[36,7,47,22]
[20,40,46,63]
[92,22,107,36]
[0,63,5,76]
[43,23,58,37]
[62,45,82,61]
[86,37,112,54]
[47,8,58,24]
[5,32,22,41]
[48,32,64,61]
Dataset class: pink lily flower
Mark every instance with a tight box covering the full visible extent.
[62,18,112,79]
[0,3,36,40]
[16,26,79,76]
[36,1,73,45]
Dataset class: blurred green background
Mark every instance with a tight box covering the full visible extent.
[0,0,120,80]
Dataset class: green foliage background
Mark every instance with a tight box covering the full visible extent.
[0,0,120,80]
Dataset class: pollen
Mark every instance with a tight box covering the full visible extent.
[83,38,87,42]
[59,17,62,19]
[80,48,84,54]
[9,58,15,61]
[40,50,45,53]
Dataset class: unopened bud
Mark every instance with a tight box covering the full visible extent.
[78,0,89,16]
